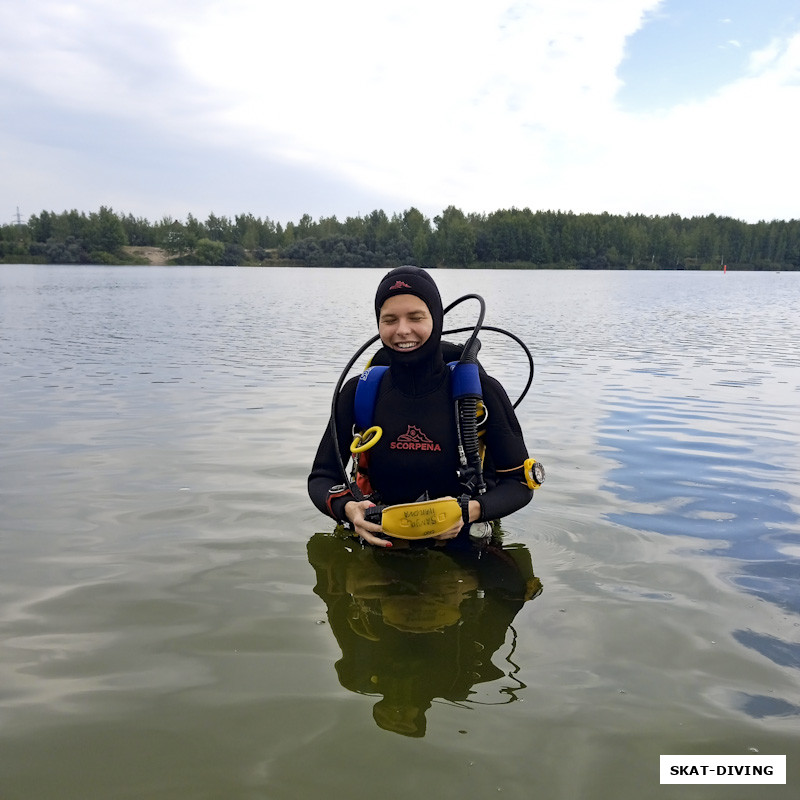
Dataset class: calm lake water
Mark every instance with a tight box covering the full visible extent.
[1,265,799,799]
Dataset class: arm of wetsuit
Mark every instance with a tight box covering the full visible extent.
[308,377,360,522]
[473,376,534,521]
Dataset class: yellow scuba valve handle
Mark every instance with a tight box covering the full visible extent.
[524,458,545,489]
[350,426,382,454]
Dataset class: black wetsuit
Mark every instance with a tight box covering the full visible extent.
[308,340,533,524]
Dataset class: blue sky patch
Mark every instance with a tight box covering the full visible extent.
[618,0,800,110]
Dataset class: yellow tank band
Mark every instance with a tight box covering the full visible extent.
[380,498,463,539]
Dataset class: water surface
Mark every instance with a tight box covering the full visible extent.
[1,265,799,798]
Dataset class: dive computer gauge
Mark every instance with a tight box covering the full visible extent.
[524,458,545,489]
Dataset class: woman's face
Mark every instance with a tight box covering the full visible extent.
[378,294,433,355]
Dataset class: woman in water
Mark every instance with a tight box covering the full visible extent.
[308,266,534,547]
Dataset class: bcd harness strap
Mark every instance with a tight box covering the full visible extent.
[353,362,482,434]
[354,365,389,432]
[352,361,486,528]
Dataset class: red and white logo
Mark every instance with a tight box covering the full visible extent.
[389,280,412,290]
[390,425,441,451]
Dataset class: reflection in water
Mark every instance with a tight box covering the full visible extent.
[600,390,800,686]
[307,530,542,737]
[736,692,800,719]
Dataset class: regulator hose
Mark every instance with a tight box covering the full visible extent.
[442,325,534,409]
[442,293,486,356]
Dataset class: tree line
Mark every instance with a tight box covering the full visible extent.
[1,205,798,270]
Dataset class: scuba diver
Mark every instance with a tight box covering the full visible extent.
[308,265,543,547]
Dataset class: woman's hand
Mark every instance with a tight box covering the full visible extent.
[430,498,481,541]
[345,498,480,546]
[344,500,392,547]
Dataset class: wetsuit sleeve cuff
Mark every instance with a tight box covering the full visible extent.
[327,488,354,523]
[460,495,486,523]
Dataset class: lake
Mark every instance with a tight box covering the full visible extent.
[1,265,798,798]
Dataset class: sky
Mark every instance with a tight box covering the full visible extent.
[1,0,799,227]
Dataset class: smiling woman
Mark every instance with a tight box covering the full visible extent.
[378,294,433,354]
[308,265,536,547]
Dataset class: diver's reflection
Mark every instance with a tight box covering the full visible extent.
[307,530,542,737]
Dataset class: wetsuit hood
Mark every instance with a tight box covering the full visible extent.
[374,266,444,381]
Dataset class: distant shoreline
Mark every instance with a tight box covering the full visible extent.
[4,207,798,271]
[1,260,789,272]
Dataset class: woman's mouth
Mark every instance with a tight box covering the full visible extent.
[394,341,420,350]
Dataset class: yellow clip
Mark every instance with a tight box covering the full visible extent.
[350,426,382,454]
[524,458,545,490]
[380,498,463,539]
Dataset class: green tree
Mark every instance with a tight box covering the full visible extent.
[121,213,155,246]
[194,238,225,265]
[434,206,476,266]
[29,210,55,243]
[363,209,391,252]
[86,206,126,254]
[206,213,233,242]
[162,223,195,257]
[45,236,87,264]
[399,207,432,264]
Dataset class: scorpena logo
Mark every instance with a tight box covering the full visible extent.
[391,425,441,451]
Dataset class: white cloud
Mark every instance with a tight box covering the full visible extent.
[2,0,798,222]
[599,31,800,221]
[168,0,664,212]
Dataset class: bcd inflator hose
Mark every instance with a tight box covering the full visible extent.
[458,395,485,493]
[449,351,486,495]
